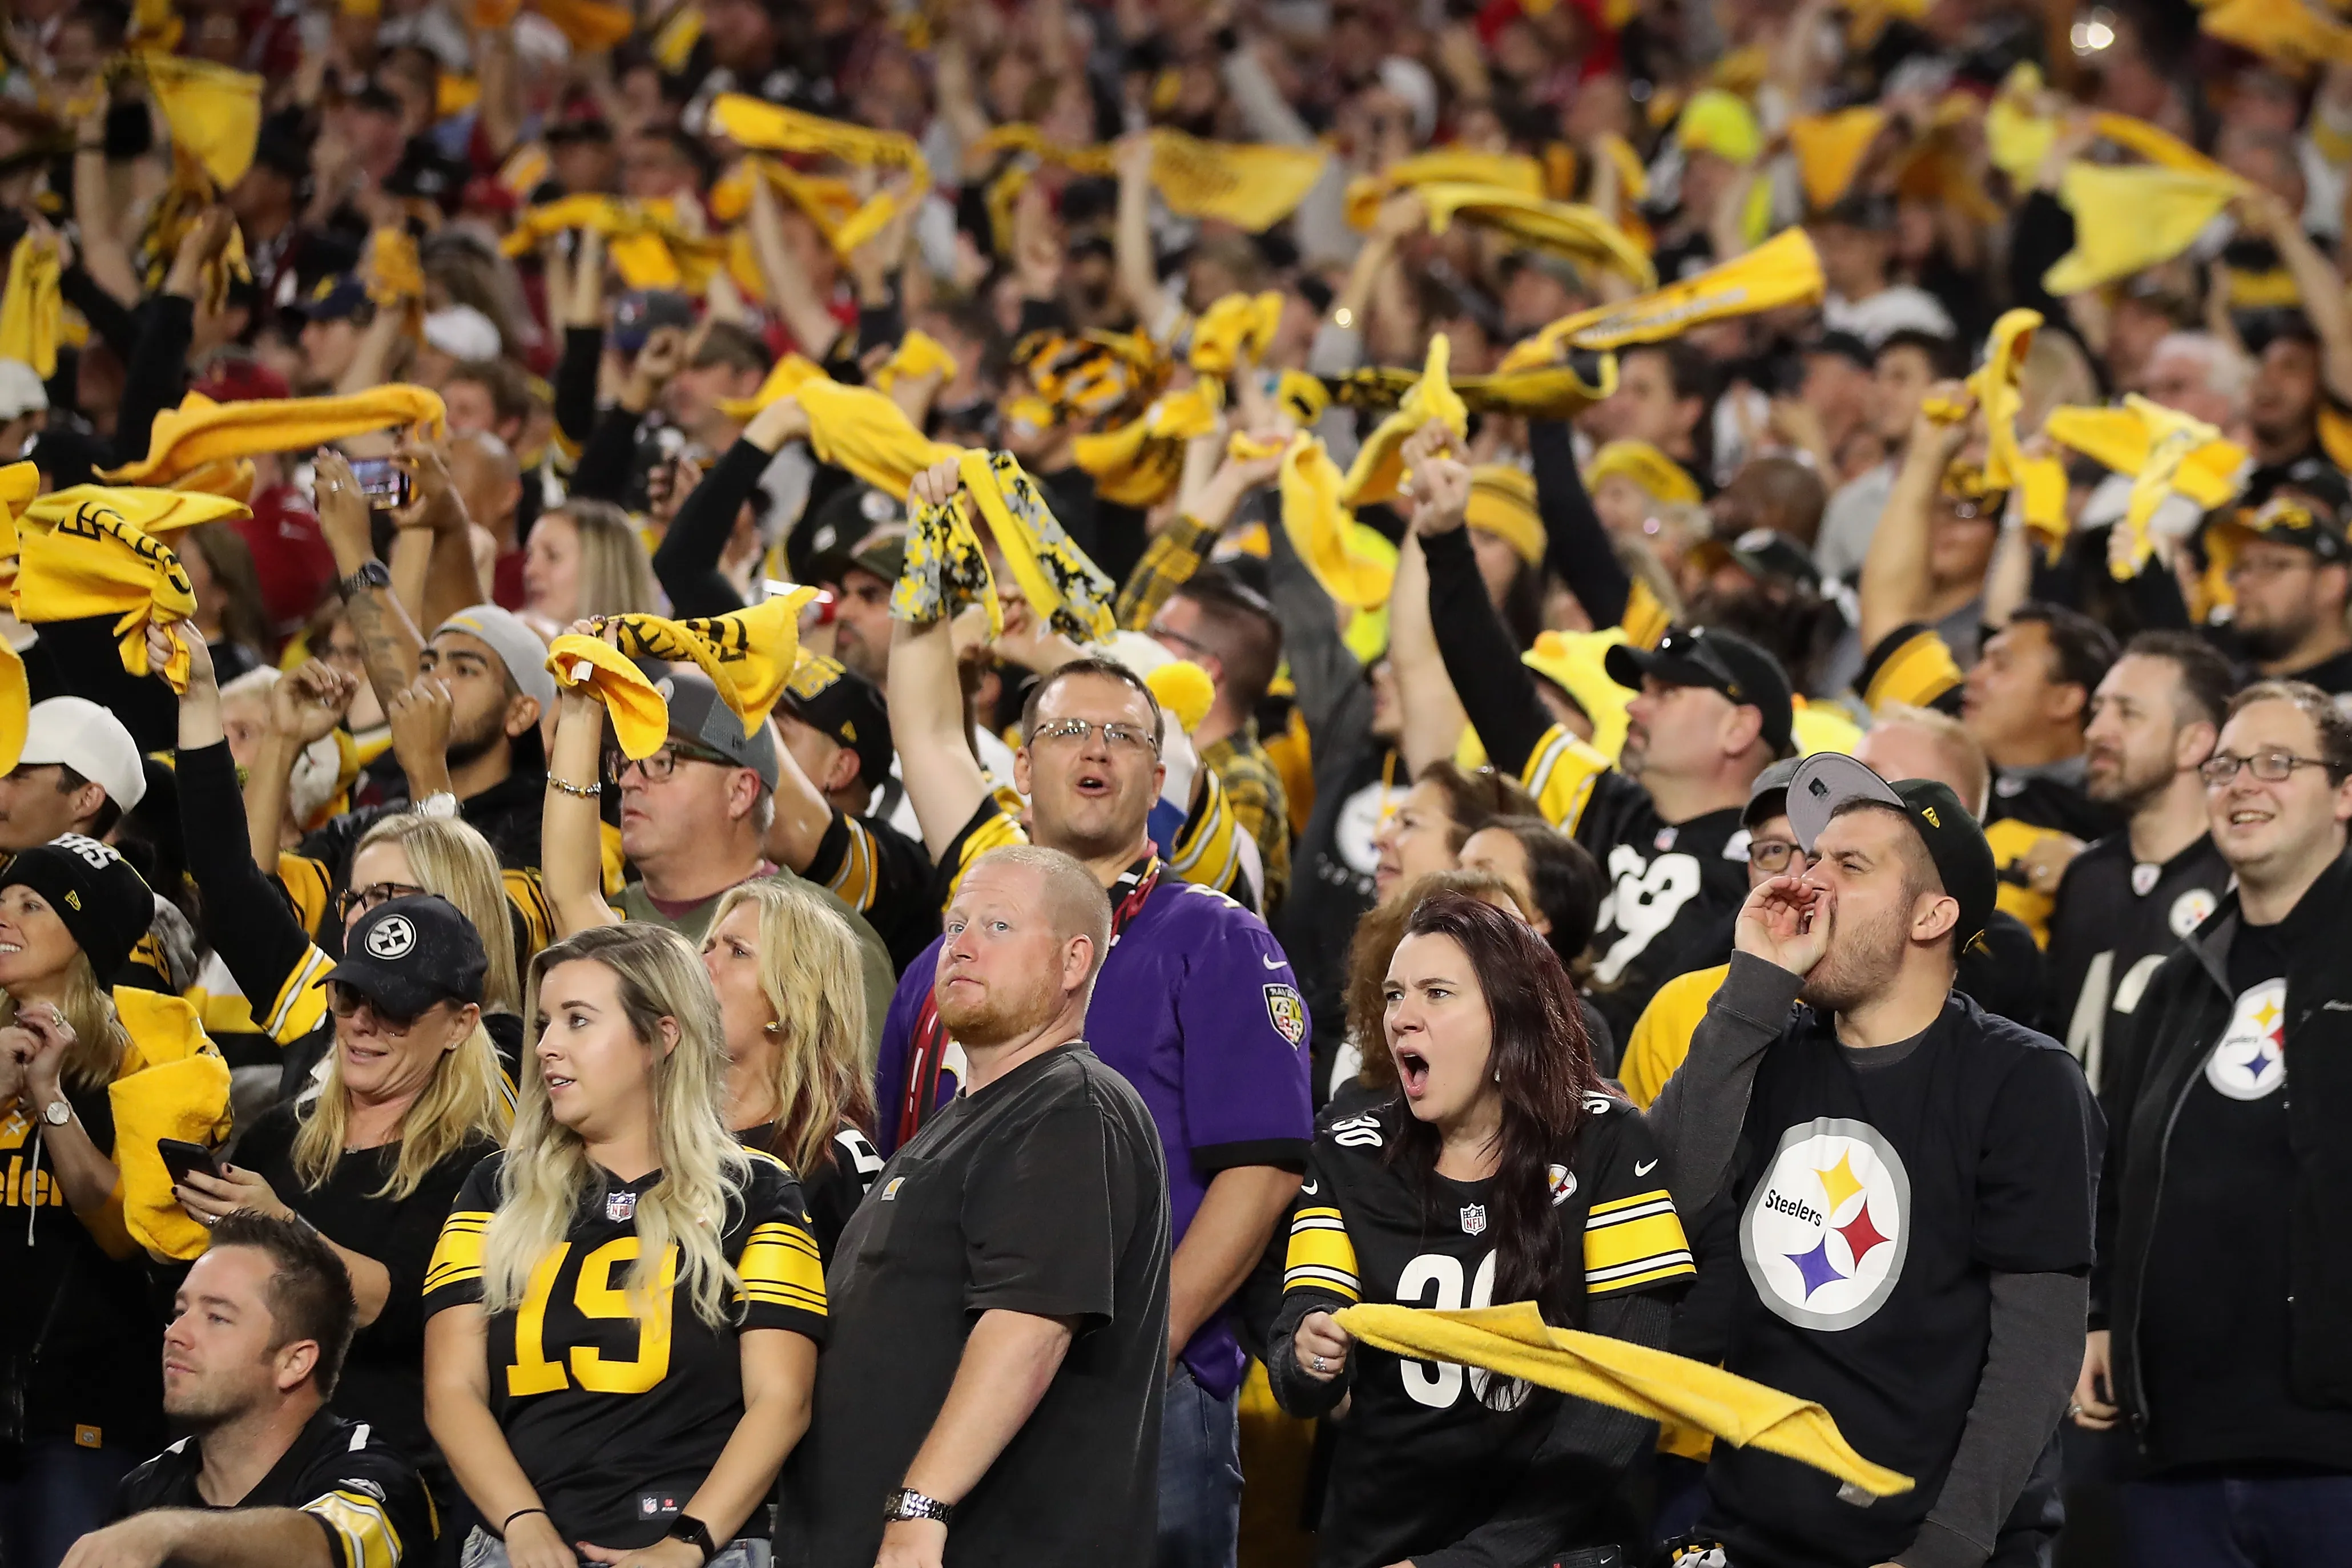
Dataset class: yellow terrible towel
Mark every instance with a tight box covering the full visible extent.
[1342,335,1469,509]
[1335,1301,1912,1499]
[1501,228,1823,370]
[2043,162,2248,296]
[139,53,261,190]
[1278,434,1397,610]
[546,594,817,759]
[1343,148,1545,229]
[13,491,218,691]
[2110,396,2229,580]
[796,379,963,498]
[1788,107,1886,212]
[110,986,232,1261]
[0,233,61,377]
[1188,291,1284,376]
[979,125,1327,232]
[1072,380,1223,508]
[713,354,827,421]
[1415,183,1656,288]
[104,386,448,486]
[1327,356,1620,422]
[893,449,1116,641]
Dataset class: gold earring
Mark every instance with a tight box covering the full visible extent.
[763,1022,782,1035]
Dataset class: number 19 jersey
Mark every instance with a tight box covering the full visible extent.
[424,1150,828,1549]
[1279,1095,1694,1568]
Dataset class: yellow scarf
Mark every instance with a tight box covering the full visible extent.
[0,232,61,378]
[895,449,1115,641]
[104,385,448,486]
[1335,1301,1912,1498]
[974,124,1327,231]
[13,489,225,690]
[1415,184,1655,288]
[1500,228,1824,370]
[545,594,816,760]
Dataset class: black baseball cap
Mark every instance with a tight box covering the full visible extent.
[1692,527,1823,592]
[1605,626,1795,753]
[782,651,893,791]
[808,523,907,591]
[325,896,488,1016]
[1785,753,1998,948]
[2222,457,2352,563]
[1,835,154,980]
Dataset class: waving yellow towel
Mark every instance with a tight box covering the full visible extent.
[1335,1301,1912,1498]
[546,594,817,759]
[2043,162,2248,296]
[500,196,727,291]
[975,124,1327,232]
[104,386,447,486]
[893,449,1115,641]
[1343,335,1469,509]
[1187,291,1284,377]
[13,490,223,691]
[1789,107,1887,212]
[797,379,963,499]
[0,232,61,378]
[1072,379,1223,507]
[1501,228,1823,370]
[1414,184,1655,288]
[1344,150,1545,229]
[139,53,261,190]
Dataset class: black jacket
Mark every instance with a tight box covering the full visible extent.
[2093,846,2352,1435]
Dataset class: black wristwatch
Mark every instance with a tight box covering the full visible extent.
[336,559,392,601]
[665,1513,716,1563]
[884,1488,956,1527]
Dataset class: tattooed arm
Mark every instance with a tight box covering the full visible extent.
[315,450,427,703]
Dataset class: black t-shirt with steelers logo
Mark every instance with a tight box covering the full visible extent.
[1706,995,2099,1568]
[422,1150,827,1549]
[1274,1094,1694,1568]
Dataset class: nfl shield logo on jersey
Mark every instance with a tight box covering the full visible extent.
[1263,983,1307,1046]
[1460,1204,1488,1236]
[606,1191,638,1222]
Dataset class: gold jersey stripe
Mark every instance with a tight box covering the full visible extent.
[1282,1206,1360,1300]
[304,1487,404,1568]
[424,1210,492,1293]
[1521,725,1609,835]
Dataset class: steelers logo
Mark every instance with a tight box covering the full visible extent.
[2206,978,2287,1101]
[363,914,416,960]
[1741,1118,1912,1332]
[2168,888,2219,939]
[1334,780,1400,877]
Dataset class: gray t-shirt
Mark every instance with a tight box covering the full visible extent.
[617,868,896,1062]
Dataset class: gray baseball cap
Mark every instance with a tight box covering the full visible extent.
[434,604,557,711]
[659,670,779,791]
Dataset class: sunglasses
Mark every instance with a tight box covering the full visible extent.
[327,981,434,1032]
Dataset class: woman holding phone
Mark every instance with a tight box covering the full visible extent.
[158,625,513,1522]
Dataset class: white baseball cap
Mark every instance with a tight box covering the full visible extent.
[17,697,146,811]
[423,304,502,363]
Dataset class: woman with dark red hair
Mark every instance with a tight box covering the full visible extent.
[1267,891,1697,1568]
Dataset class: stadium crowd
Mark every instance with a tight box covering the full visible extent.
[0,0,2349,1565]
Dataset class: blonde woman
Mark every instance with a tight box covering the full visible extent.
[521,498,658,638]
[0,835,229,1559]
[424,923,823,1568]
[175,896,508,1523]
[702,879,881,1260]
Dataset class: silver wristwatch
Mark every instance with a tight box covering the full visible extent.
[883,1488,955,1528]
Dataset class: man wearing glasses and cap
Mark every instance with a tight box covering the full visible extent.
[2207,462,2352,696]
[1644,753,2099,1568]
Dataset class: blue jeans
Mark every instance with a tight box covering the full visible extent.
[0,1437,141,1568]
[1159,1361,1242,1568]
[2121,1471,2352,1567]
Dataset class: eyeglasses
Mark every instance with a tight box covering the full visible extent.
[2198,750,2337,787]
[336,881,425,922]
[327,981,425,1032]
[1028,718,1161,755]
[1746,839,1813,874]
[603,740,735,784]
[1149,623,1214,660]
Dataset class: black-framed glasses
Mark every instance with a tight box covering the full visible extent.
[1149,623,1214,661]
[335,881,425,922]
[1746,839,1813,874]
[2198,750,2336,787]
[327,981,425,1031]
[603,739,736,784]
[1028,718,1161,755]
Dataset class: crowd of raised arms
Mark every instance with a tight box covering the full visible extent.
[8,1,2352,1566]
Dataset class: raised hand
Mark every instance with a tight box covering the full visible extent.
[1735,873,1833,978]
[269,658,359,744]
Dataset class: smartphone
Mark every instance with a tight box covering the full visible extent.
[347,457,412,510]
[158,1138,223,1189]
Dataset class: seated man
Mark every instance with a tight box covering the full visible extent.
[67,1213,434,1568]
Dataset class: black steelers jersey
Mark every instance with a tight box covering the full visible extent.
[1568,761,1749,1046]
[115,1409,436,1568]
[2045,832,2233,1094]
[423,1150,827,1548]
[1278,1095,1694,1568]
